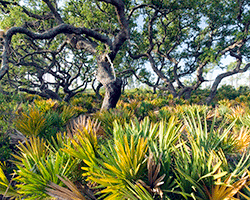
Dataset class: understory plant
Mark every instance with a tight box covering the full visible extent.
[1,105,250,199]
[14,99,78,140]
[0,134,79,199]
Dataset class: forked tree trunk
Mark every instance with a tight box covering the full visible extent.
[206,63,250,104]
[42,89,62,101]
[183,88,193,100]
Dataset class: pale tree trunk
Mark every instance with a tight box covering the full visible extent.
[96,55,122,110]
[101,79,122,110]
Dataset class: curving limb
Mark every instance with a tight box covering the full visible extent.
[0,23,112,80]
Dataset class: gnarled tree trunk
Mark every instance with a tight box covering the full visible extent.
[101,79,122,110]
[96,55,122,110]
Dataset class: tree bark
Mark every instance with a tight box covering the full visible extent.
[92,81,103,100]
[183,88,193,100]
[96,55,122,110]
[63,92,75,103]
[43,89,62,101]
[206,72,234,105]
[177,87,193,100]
[96,83,103,100]
[101,78,122,110]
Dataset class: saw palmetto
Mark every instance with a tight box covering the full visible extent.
[137,150,165,199]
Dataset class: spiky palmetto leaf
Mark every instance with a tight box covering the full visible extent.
[14,106,46,137]
[60,105,77,126]
[70,116,101,133]
[157,116,182,152]
[113,116,159,143]
[202,169,248,200]
[183,107,238,155]
[48,132,73,153]
[63,120,98,167]
[0,164,19,198]
[113,116,181,154]
[13,136,47,165]
[94,108,133,135]
[46,175,96,200]
[69,115,102,142]
[83,135,148,199]
[180,105,209,116]
[233,126,250,152]
[240,115,250,129]
[239,170,250,199]
[113,116,181,197]
[137,150,165,199]
[12,136,78,199]
[121,180,154,200]
[226,105,246,124]
[148,116,182,194]
[173,140,216,199]
[174,137,250,200]
[34,98,59,113]
[240,185,250,199]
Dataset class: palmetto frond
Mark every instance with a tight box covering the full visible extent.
[46,175,96,200]
[203,167,248,200]
[12,136,78,199]
[69,115,101,136]
[14,106,46,137]
[84,135,148,199]
[137,150,165,199]
[234,126,250,152]
[0,164,19,198]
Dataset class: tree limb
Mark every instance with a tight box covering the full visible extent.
[0,24,112,80]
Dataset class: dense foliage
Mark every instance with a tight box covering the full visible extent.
[0,87,250,199]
